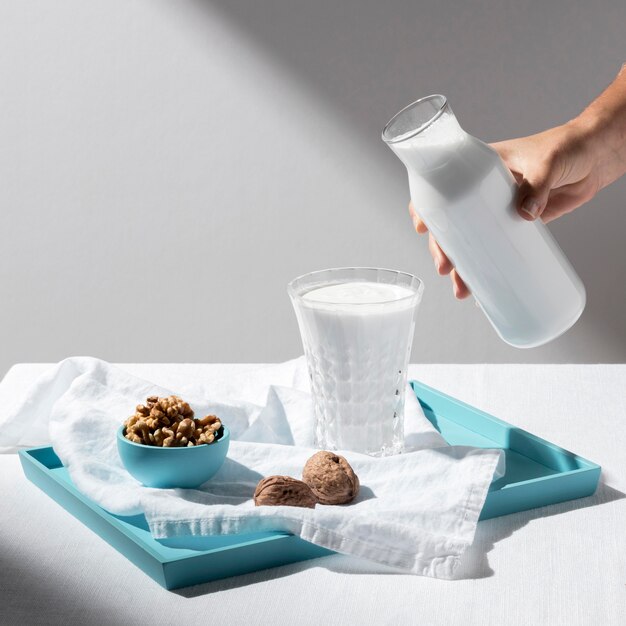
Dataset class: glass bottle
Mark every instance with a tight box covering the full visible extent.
[383,95,585,348]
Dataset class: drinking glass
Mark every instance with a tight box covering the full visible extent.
[288,268,423,456]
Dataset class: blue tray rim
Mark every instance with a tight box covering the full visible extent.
[410,379,601,474]
[19,446,297,565]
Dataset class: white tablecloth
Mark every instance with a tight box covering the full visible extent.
[1,363,624,626]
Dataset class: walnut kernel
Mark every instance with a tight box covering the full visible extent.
[123,396,224,448]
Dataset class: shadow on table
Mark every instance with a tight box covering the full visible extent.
[175,480,624,596]
[454,480,625,579]
[0,547,121,626]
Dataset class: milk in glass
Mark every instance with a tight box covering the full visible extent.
[289,269,423,456]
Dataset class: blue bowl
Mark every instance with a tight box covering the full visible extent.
[117,425,230,489]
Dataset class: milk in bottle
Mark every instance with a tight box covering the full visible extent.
[383,95,585,348]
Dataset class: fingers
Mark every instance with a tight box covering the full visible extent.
[408,201,428,233]
[490,140,524,182]
[450,270,470,299]
[492,139,563,221]
[516,157,560,221]
[540,176,600,223]
[428,233,453,275]
[408,202,470,299]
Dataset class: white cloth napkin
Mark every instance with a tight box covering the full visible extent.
[0,357,503,579]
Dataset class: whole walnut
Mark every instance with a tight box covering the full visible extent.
[254,476,317,509]
[302,451,359,505]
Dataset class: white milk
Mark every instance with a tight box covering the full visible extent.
[385,98,586,348]
[294,280,420,455]
[301,281,415,306]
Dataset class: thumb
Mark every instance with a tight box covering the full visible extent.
[517,162,558,221]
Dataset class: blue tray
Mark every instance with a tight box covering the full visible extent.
[19,380,600,589]
[411,381,600,519]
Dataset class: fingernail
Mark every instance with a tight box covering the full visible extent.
[521,198,540,219]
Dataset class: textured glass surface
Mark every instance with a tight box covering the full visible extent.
[289,268,423,456]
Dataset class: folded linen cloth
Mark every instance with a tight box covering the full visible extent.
[0,357,503,578]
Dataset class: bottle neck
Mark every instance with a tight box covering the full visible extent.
[388,113,467,173]
[383,96,468,171]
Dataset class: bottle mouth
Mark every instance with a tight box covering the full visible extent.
[382,94,448,144]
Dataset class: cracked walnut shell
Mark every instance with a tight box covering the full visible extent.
[254,476,317,509]
[302,451,359,505]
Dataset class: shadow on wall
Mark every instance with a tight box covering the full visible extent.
[193,0,626,138]
[188,0,626,358]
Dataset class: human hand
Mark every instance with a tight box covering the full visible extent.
[409,121,605,299]
[409,202,471,299]
[492,122,603,223]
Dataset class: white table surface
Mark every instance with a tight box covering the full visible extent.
[1,363,625,626]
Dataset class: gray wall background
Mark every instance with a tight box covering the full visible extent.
[1,0,625,376]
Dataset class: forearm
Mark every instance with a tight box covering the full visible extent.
[570,64,626,188]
